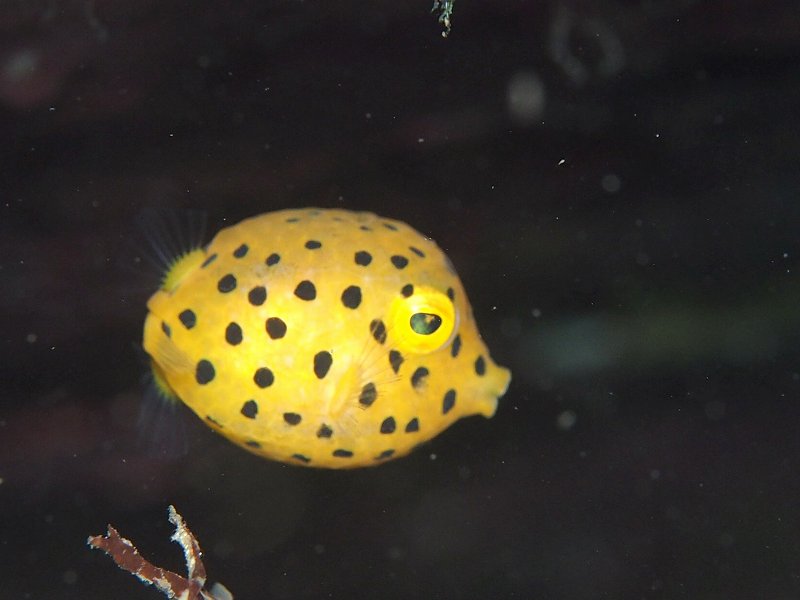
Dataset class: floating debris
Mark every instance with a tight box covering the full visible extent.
[87,505,232,600]
[431,0,454,37]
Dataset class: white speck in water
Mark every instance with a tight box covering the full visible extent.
[429,453,437,461]
[26,333,37,343]
[531,308,542,318]
[558,158,566,165]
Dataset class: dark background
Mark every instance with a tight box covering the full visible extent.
[1,1,799,598]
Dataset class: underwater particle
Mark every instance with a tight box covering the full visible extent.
[556,409,577,431]
[141,208,511,468]
[601,173,621,193]
[507,71,546,125]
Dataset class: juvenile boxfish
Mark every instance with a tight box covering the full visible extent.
[142,208,511,468]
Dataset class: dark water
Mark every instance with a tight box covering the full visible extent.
[2,1,799,598]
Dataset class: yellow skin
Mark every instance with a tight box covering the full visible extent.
[143,208,510,468]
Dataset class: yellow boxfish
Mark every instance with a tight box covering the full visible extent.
[142,208,511,468]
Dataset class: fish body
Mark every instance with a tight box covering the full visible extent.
[143,208,510,468]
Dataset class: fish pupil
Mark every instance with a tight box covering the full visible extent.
[410,312,442,335]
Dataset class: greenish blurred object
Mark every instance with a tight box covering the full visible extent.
[431,0,454,37]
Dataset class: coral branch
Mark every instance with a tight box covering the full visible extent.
[88,505,232,600]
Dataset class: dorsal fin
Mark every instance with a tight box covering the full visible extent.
[135,208,208,291]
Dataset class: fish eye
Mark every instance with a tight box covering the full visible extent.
[410,312,442,335]
[389,286,457,354]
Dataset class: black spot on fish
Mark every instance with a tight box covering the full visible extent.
[196,359,215,384]
[391,255,409,269]
[294,280,316,301]
[475,355,486,376]
[380,417,396,434]
[355,251,372,266]
[389,349,403,374]
[341,285,362,309]
[225,322,243,345]
[313,351,333,379]
[248,286,267,306]
[442,389,456,414]
[254,367,274,388]
[370,319,387,344]
[179,309,196,330]
[359,382,377,407]
[241,400,258,419]
[411,367,429,389]
[284,412,302,426]
[266,317,287,339]
[218,273,237,293]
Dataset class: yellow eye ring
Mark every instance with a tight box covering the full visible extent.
[388,286,457,354]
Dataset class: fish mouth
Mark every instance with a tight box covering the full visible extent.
[481,364,512,418]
